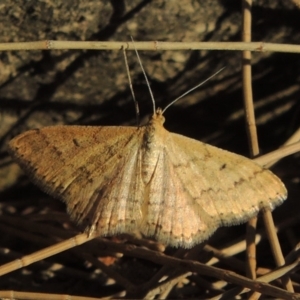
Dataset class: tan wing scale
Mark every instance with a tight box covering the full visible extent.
[167,132,287,226]
[8,125,145,235]
[141,147,218,248]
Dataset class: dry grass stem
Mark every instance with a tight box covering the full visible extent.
[0,40,299,53]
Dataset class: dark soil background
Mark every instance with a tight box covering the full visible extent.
[0,1,300,299]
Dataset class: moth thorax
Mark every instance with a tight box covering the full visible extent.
[141,122,164,184]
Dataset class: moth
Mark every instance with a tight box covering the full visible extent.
[8,107,286,248]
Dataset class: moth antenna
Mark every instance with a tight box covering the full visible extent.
[123,47,140,126]
[131,36,156,114]
[162,67,226,114]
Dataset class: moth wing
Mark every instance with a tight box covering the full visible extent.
[168,132,287,226]
[8,125,145,235]
[141,130,286,248]
[141,147,218,248]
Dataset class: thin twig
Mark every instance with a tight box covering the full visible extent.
[241,0,259,283]
[0,40,300,53]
